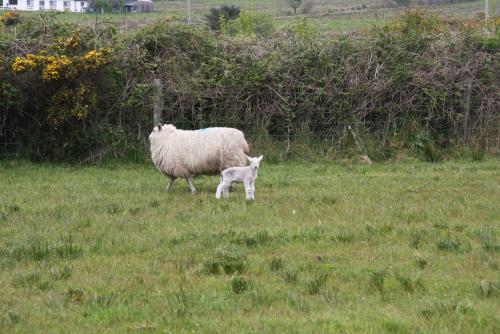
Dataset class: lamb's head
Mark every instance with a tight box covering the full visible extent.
[246,155,263,171]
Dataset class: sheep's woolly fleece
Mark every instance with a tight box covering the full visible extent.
[149,124,250,179]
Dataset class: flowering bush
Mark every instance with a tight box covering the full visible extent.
[0,12,21,26]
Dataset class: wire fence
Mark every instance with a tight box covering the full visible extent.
[2,115,498,161]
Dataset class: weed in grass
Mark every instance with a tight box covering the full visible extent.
[420,299,473,319]
[6,240,83,262]
[270,257,285,272]
[8,312,21,325]
[410,230,425,249]
[306,272,328,295]
[415,257,428,269]
[400,209,428,224]
[129,207,142,216]
[249,290,274,307]
[370,269,387,296]
[235,230,273,247]
[436,236,462,253]
[49,265,73,281]
[282,267,299,284]
[12,271,42,288]
[286,294,311,313]
[478,228,499,253]
[204,247,247,275]
[77,218,92,228]
[203,259,221,275]
[383,319,409,333]
[395,272,424,293]
[433,222,449,230]
[230,275,251,294]
[172,286,190,318]
[216,247,247,274]
[365,223,393,237]
[334,231,355,243]
[87,291,117,308]
[106,203,122,215]
[65,288,85,304]
[473,280,499,298]
[471,150,485,161]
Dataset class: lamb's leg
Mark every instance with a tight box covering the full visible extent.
[166,176,176,192]
[244,179,253,201]
[186,178,197,194]
[223,180,231,199]
[250,180,256,200]
[216,183,224,199]
[221,180,232,198]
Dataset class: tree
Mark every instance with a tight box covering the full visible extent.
[394,0,411,7]
[288,0,302,15]
[205,5,241,31]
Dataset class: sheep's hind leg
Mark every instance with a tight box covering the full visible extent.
[166,176,176,192]
[186,178,197,194]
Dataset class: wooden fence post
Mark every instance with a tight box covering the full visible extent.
[153,79,163,125]
[463,79,472,145]
[485,0,490,25]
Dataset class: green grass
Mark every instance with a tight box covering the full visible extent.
[14,0,492,34]
[0,159,499,332]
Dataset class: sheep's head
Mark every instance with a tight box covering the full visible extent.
[246,155,263,171]
[149,123,177,142]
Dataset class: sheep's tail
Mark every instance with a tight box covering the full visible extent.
[242,140,250,154]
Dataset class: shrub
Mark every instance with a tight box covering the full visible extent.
[1,11,498,162]
[0,12,21,26]
[206,5,240,31]
[230,275,251,294]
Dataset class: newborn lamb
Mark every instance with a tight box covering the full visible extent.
[216,155,263,200]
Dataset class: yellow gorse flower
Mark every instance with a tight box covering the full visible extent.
[12,54,40,73]
[41,55,71,82]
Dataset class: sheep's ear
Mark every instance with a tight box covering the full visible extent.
[157,123,162,131]
[258,155,263,161]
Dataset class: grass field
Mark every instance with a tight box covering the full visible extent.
[0,158,499,332]
[15,0,493,34]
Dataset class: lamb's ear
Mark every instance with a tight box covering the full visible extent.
[157,123,162,131]
[258,155,263,161]
[245,154,253,162]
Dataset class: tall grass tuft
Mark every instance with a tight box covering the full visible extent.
[230,275,251,294]
[306,272,328,295]
[370,269,387,296]
[473,280,499,298]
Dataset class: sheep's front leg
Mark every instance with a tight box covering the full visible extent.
[186,178,197,194]
[166,176,176,192]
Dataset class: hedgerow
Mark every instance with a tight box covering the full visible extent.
[0,11,498,162]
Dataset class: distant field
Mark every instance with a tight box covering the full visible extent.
[12,0,493,34]
[1,159,499,332]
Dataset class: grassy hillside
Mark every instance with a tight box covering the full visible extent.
[1,159,499,332]
[23,0,494,33]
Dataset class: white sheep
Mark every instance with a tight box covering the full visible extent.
[216,155,263,200]
[149,123,250,193]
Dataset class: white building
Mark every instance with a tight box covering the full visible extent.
[2,0,88,12]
